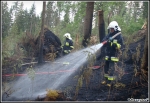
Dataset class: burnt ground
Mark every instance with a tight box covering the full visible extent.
[2,30,148,101]
[49,32,148,101]
[74,35,148,101]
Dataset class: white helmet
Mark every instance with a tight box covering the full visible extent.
[64,33,72,40]
[107,21,121,31]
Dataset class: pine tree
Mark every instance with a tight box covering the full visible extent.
[2,1,12,38]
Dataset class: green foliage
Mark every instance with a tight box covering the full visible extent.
[27,66,35,81]
[2,36,15,60]
[102,1,145,36]
[2,23,19,60]
[75,75,83,96]
[124,18,143,35]
[46,1,54,27]
[2,2,12,38]
[143,2,148,19]
[29,3,37,34]
[2,1,146,65]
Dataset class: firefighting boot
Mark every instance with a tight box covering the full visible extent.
[106,80,112,87]
[101,74,109,85]
[107,76,116,87]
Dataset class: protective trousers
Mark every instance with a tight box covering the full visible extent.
[103,60,117,83]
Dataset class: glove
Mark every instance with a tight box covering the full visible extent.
[61,45,63,48]
[64,50,68,53]
[108,37,113,41]
[112,43,117,49]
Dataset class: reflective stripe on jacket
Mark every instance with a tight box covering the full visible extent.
[105,56,119,62]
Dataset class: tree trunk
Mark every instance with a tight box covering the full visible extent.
[82,2,94,47]
[30,15,33,34]
[140,19,148,72]
[38,1,46,63]
[98,10,105,42]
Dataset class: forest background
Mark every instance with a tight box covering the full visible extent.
[2,1,148,63]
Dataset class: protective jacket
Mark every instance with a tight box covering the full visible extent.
[102,30,123,61]
[62,38,74,54]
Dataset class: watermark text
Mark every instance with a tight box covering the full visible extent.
[127,98,149,102]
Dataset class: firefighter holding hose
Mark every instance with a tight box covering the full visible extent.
[101,21,124,87]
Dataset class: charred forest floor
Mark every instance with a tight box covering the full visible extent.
[72,29,148,101]
[52,29,148,101]
[2,29,148,101]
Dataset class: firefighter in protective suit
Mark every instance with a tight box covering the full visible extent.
[101,21,123,87]
[62,33,74,55]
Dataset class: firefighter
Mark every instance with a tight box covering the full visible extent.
[101,21,123,87]
[62,33,74,55]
